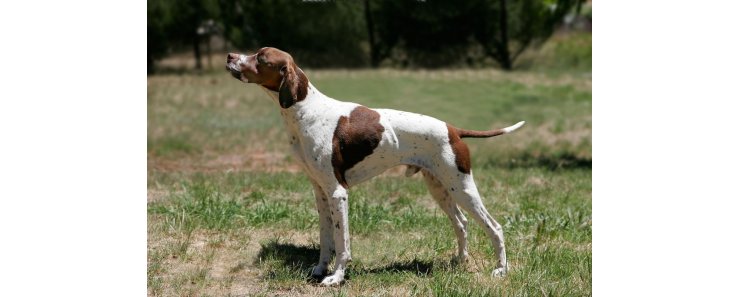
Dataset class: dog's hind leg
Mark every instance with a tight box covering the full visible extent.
[442,173,508,277]
[422,170,469,264]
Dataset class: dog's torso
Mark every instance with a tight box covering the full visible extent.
[263,83,456,188]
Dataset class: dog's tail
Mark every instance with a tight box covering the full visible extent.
[457,121,525,138]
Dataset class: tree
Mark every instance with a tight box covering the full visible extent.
[364,0,380,68]
[147,0,219,73]
[148,0,173,73]
[148,0,582,72]
[363,0,577,69]
[220,0,366,68]
[363,0,401,68]
[472,0,579,70]
[367,0,479,68]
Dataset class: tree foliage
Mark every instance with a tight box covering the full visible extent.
[472,0,579,69]
[147,0,220,73]
[229,0,367,68]
[147,0,583,71]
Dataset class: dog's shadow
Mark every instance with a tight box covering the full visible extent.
[254,240,434,280]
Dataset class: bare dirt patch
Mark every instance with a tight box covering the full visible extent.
[147,189,171,203]
[148,223,331,296]
[149,150,302,174]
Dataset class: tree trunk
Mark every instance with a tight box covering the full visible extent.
[497,0,512,70]
[206,35,212,70]
[148,55,155,74]
[193,35,203,70]
[364,0,380,68]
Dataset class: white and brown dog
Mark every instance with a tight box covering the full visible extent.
[226,47,524,286]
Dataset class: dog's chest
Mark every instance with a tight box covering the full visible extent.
[280,99,359,173]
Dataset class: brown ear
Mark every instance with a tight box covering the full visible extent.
[278,63,308,109]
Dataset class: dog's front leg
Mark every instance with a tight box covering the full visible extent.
[320,185,351,286]
[310,182,334,279]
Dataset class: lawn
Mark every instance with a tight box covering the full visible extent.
[148,37,591,296]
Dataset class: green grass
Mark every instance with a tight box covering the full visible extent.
[148,33,591,297]
[148,168,590,296]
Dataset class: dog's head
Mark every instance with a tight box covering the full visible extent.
[226,47,308,108]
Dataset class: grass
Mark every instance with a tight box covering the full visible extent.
[148,33,591,296]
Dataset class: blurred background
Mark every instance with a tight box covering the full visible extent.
[148,0,591,72]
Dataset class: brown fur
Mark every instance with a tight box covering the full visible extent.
[278,62,308,109]
[447,124,471,174]
[456,127,506,138]
[238,48,308,108]
[331,106,385,187]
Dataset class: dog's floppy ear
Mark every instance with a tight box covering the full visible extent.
[278,62,308,109]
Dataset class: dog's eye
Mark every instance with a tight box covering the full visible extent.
[257,55,267,65]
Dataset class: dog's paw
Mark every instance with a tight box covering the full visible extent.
[451,254,468,266]
[319,273,345,286]
[309,265,328,281]
[491,266,508,277]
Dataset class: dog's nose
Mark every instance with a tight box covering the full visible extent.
[227,53,239,64]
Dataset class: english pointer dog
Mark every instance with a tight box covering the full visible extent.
[226,47,524,286]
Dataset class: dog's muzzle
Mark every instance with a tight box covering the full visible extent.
[225,53,245,81]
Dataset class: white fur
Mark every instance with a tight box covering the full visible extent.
[257,81,516,286]
[503,121,525,134]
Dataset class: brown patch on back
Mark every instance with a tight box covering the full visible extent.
[447,124,471,174]
[332,106,385,187]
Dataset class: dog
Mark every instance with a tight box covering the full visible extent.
[226,47,524,286]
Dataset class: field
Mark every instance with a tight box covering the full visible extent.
[147,35,591,296]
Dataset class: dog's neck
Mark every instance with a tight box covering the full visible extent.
[260,81,331,139]
[260,82,325,111]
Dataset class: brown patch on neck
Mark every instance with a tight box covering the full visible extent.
[447,124,471,174]
[332,106,385,187]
